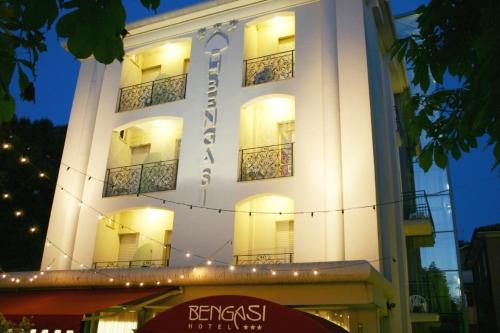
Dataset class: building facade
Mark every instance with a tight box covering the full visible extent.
[395,13,466,333]
[463,225,500,333]
[0,1,464,332]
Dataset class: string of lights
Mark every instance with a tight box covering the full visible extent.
[59,161,451,216]
[2,230,396,288]
[0,138,438,288]
[2,138,454,218]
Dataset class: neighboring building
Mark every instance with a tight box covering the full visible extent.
[459,241,478,333]
[395,13,466,333]
[463,224,500,333]
[0,1,463,333]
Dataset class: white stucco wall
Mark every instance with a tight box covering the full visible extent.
[42,0,401,292]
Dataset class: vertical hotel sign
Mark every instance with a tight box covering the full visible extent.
[199,22,236,193]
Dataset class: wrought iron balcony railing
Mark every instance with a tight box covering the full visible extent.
[117,73,188,112]
[238,143,293,181]
[243,50,295,86]
[402,190,433,222]
[103,159,178,197]
[93,258,169,269]
[234,252,293,265]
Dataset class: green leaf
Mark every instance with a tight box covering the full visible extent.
[93,36,123,64]
[450,144,461,160]
[140,0,161,10]
[434,146,448,168]
[0,92,15,123]
[67,25,95,59]
[22,0,57,30]
[103,0,126,29]
[56,10,80,38]
[430,63,445,85]
[494,143,500,162]
[418,147,433,172]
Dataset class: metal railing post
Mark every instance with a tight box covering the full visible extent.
[183,74,188,99]
[138,163,145,195]
[149,80,155,106]
[239,149,244,181]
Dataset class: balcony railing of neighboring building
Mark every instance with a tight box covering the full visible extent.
[403,190,434,223]
[243,50,295,86]
[409,281,460,314]
[238,143,293,181]
[117,73,188,112]
[234,252,293,265]
[103,159,178,197]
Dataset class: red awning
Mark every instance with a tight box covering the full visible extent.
[139,295,349,333]
[0,288,167,332]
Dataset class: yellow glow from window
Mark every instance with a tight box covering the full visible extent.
[257,16,295,39]
[145,208,165,221]
[162,42,182,56]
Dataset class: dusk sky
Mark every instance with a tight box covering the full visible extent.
[11,0,499,241]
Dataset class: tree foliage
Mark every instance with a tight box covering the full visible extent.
[0,0,161,122]
[0,118,66,271]
[392,0,500,171]
[0,314,32,333]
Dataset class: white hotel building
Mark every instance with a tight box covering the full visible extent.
[0,1,456,332]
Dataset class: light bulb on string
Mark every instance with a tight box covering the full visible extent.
[19,157,28,163]
[39,172,46,178]
[14,210,23,217]
[2,143,11,150]
[2,193,10,199]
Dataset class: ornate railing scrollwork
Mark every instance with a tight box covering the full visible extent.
[103,159,178,197]
[93,255,170,269]
[243,50,295,86]
[239,143,293,181]
[234,252,293,265]
[117,73,188,112]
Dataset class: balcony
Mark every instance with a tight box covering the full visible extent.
[103,159,178,197]
[238,143,293,181]
[243,50,294,86]
[234,252,293,265]
[409,280,450,323]
[403,190,434,237]
[117,73,187,112]
[93,258,169,269]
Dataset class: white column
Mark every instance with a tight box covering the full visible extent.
[41,59,105,270]
[321,0,345,261]
[336,0,380,269]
